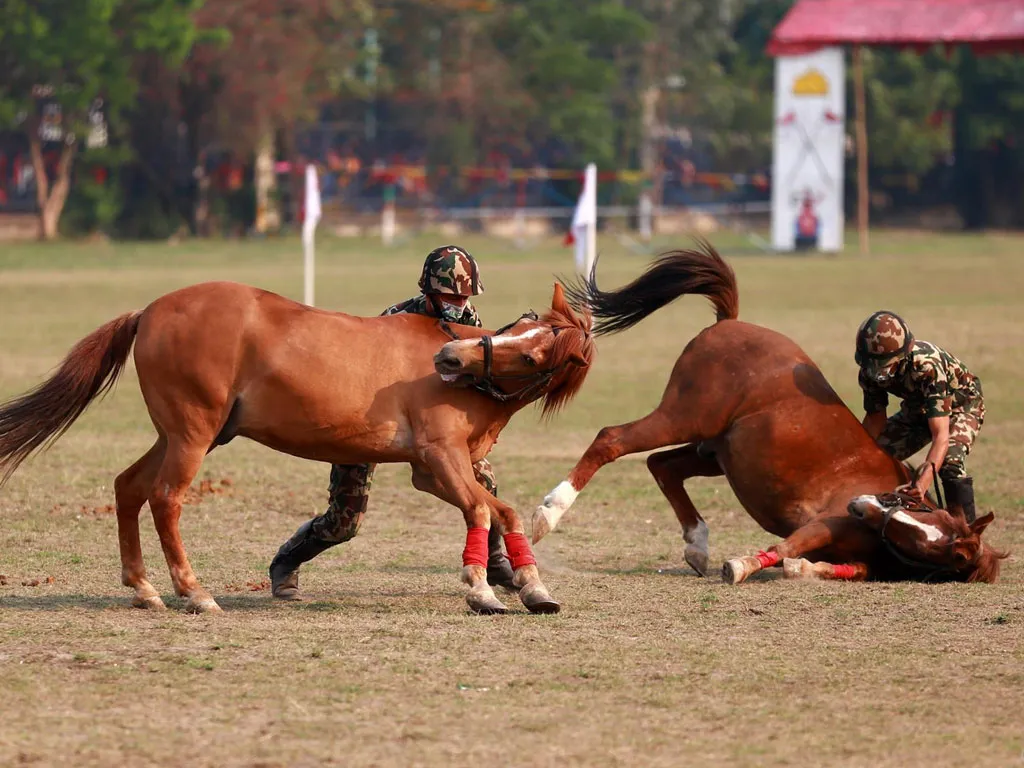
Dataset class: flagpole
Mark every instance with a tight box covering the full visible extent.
[585,164,597,276]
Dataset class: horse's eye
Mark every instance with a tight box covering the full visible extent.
[522,354,537,367]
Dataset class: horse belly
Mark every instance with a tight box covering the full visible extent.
[714,408,840,537]
[235,376,414,465]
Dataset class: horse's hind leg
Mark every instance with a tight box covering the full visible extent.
[533,409,679,542]
[646,444,723,576]
[148,439,220,613]
[115,438,166,609]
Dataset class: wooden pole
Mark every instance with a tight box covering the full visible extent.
[853,45,870,255]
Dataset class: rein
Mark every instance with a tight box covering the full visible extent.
[915,461,944,510]
[437,311,569,403]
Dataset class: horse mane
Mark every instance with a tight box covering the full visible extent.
[941,512,1010,584]
[967,543,1009,584]
[539,284,595,417]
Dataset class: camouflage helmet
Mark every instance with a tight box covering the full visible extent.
[418,245,484,297]
[855,311,914,374]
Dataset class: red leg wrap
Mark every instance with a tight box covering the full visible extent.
[462,527,489,568]
[832,564,858,580]
[756,550,780,569]
[503,532,537,570]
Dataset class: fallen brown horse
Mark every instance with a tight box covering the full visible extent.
[0,280,594,613]
[531,242,1006,583]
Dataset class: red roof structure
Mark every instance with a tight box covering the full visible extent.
[767,0,1024,254]
[768,0,1024,57]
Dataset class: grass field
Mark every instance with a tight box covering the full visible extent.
[1,230,1022,767]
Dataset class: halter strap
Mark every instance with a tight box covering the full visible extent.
[437,311,566,403]
[878,494,958,582]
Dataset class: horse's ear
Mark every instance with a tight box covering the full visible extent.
[551,281,566,310]
[567,351,589,368]
[970,511,994,537]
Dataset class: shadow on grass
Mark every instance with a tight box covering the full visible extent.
[0,593,282,612]
[0,594,131,611]
[590,565,784,582]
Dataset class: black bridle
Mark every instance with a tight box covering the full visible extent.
[876,489,960,582]
[438,311,572,403]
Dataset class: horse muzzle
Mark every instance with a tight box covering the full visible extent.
[434,344,475,386]
[847,495,884,524]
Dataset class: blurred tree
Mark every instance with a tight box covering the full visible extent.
[179,0,363,233]
[0,0,203,239]
[953,51,1024,228]
[489,0,651,168]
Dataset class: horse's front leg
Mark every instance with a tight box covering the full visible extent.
[723,516,873,585]
[417,449,507,614]
[781,558,870,581]
[533,410,676,542]
[412,464,517,592]
[420,447,558,615]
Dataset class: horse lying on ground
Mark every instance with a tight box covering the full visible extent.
[0,281,594,613]
[531,242,1006,584]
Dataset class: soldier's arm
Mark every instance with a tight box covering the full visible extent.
[858,369,888,437]
[862,411,887,439]
[922,415,951,475]
[902,361,952,499]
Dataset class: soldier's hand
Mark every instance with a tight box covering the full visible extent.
[895,482,924,502]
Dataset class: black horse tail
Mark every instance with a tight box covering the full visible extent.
[563,237,739,337]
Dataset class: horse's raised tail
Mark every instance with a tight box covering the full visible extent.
[565,237,738,336]
[0,311,141,486]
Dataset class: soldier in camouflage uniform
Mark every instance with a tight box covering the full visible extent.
[855,310,985,522]
[269,245,517,599]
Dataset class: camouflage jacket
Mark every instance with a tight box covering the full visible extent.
[860,340,983,418]
[381,295,482,328]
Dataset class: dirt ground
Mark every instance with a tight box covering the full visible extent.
[1,231,1022,767]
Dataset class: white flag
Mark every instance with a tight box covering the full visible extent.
[303,164,322,239]
[302,164,321,306]
[566,163,597,277]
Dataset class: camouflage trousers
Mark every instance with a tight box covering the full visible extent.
[309,459,499,544]
[876,402,985,481]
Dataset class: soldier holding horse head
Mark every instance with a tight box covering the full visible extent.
[270,245,519,601]
[855,310,985,523]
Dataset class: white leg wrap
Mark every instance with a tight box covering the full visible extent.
[531,480,579,543]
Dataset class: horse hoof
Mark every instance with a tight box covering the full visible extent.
[685,546,709,577]
[531,508,554,544]
[519,582,561,615]
[132,594,167,610]
[722,558,749,585]
[487,561,520,592]
[783,558,814,579]
[185,596,223,614]
[466,589,508,615]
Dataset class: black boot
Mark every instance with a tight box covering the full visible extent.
[941,476,976,524]
[269,520,338,600]
[486,525,519,591]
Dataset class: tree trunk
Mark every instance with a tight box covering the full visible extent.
[639,83,661,241]
[853,46,870,256]
[254,129,279,234]
[29,134,76,241]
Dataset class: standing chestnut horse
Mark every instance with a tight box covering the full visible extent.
[532,242,1005,584]
[0,281,594,614]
